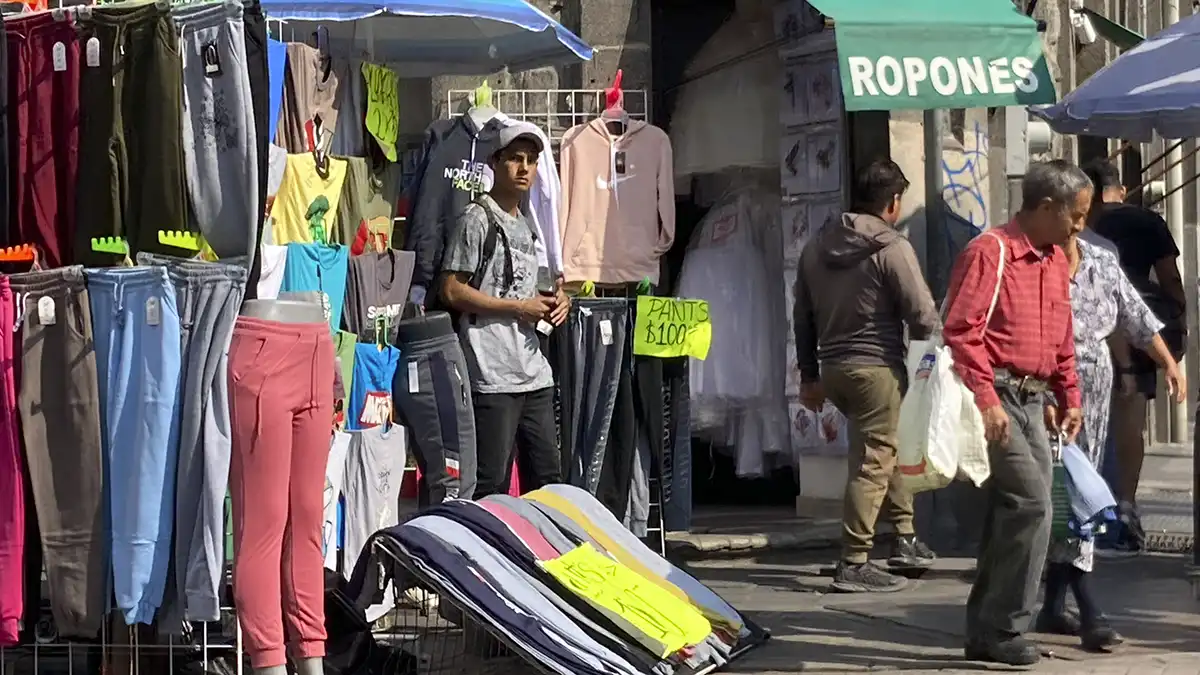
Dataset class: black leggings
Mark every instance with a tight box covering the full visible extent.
[1044,562,1101,623]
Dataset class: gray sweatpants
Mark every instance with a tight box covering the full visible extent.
[174,0,259,260]
[342,426,406,579]
[138,253,247,626]
[966,385,1054,638]
[393,332,476,505]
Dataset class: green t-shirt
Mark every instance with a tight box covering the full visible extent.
[334,330,357,399]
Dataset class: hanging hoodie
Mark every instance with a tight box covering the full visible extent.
[559,118,675,284]
[403,114,505,297]
[791,212,938,381]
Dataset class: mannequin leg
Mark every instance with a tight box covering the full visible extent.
[253,666,287,675]
[294,657,325,675]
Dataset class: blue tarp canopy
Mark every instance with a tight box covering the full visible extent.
[260,0,593,76]
[1032,12,1200,140]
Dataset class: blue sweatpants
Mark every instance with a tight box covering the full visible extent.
[86,268,184,625]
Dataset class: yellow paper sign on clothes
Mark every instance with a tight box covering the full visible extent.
[540,543,712,658]
[362,63,399,162]
[633,296,712,360]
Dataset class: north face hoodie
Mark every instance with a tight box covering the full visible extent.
[404,114,506,293]
[792,212,938,381]
[559,118,675,284]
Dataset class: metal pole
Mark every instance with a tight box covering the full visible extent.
[1164,0,1188,444]
[923,109,945,299]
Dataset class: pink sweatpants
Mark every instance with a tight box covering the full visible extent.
[228,317,334,668]
[0,280,20,646]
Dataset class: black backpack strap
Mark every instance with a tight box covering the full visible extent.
[466,198,513,324]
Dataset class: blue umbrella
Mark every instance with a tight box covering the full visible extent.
[261,0,593,76]
[1032,12,1200,140]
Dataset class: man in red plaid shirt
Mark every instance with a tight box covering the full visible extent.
[942,160,1088,667]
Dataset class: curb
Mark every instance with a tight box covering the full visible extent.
[665,521,842,559]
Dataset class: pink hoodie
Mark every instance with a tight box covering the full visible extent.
[558,118,675,284]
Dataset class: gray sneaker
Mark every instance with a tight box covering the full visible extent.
[831,561,909,593]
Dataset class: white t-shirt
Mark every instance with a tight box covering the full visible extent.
[323,432,352,571]
[257,244,288,300]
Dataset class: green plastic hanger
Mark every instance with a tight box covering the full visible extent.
[92,236,132,267]
[636,277,652,295]
[473,80,493,108]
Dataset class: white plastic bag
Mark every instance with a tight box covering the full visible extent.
[897,336,961,491]
[897,233,1006,492]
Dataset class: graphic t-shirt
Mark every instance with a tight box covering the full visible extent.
[271,153,349,245]
[335,157,400,253]
[343,249,415,344]
[440,195,553,394]
[280,243,349,333]
[257,243,287,299]
[276,42,340,154]
[348,344,401,431]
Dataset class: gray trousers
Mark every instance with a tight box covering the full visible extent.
[966,385,1053,638]
[393,332,476,505]
[138,253,247,626]
[174,0,259,260]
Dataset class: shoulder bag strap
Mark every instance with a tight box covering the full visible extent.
[982,231,1007,326]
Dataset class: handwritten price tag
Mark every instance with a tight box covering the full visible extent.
[633,296,711,360]
[362,63,399,161]
[539,543,711,657]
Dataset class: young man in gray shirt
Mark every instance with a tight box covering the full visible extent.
[439,122,570,498]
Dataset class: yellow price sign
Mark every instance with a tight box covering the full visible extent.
[633,296,711,360]
[540,543,711,658]
[362,63,399,162]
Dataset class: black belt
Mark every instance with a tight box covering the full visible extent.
[994,368,1049,395]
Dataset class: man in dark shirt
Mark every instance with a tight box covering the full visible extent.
[1083,160,1186,554]
[793,159,940,594]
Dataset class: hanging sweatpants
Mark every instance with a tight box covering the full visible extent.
[87,267,184,626]
[135,253,247,626]
[7,11,80,267]
[174,0,259,261]
[393,328,477,506]
[75,2,185,264]
[242,0,270,298]
[0,279,21,646]
[228,317,333,669]
[11,267,106,639]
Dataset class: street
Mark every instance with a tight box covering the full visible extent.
[686,549,1200,674]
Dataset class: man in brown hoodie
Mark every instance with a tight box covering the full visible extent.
[793,158,940,593]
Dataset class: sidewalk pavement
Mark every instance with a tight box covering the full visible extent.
[671,443,1195,559]
[694,550,1200,674]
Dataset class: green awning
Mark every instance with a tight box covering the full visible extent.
[808,0,1057,111]
[1080,7,1144,50]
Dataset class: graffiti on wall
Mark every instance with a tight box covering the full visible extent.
[941,120,990,231]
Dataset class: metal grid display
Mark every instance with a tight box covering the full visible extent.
[445,88,650,148]
[0,599,244,675]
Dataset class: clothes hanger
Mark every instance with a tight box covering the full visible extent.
[466,80,498,129]
[159,230,217,261]
[600,70,629,135]
[0,244,37,265]
[91,236,133,267]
